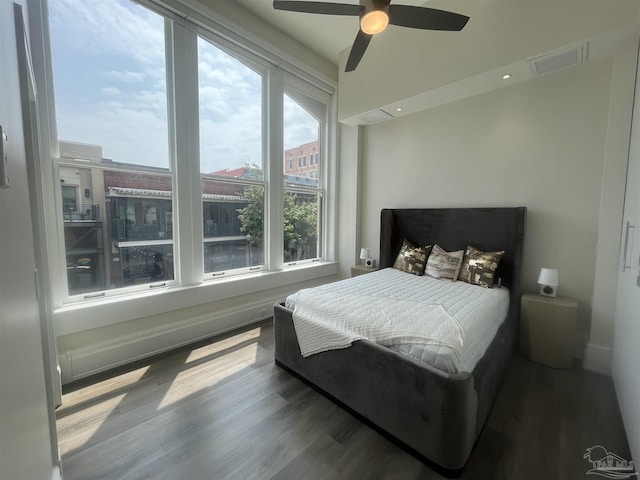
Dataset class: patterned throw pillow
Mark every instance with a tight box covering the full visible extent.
[424,244,464,281]
[393,239,432,276]
[458,245,505,288]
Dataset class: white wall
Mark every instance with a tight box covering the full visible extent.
[337,124,363,278]
[0,1,59,478]
[353,58,619,356]
[55,274,336,383]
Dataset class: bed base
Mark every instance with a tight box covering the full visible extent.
[274,302,517,470]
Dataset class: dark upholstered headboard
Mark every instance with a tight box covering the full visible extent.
[379,208,526,303]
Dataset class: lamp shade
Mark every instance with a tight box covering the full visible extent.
[360,248,371,260]
[538,267,559,297]
[537,268,559,286]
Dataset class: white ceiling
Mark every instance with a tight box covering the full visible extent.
[234,0,431,64]
[231,0,639,66]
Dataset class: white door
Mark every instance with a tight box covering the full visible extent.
[612,45,640,465]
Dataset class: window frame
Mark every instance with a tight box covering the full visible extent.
[31,0,338,330]
[195,30,271,280]
[61,184,78,212]
[200,173,267,279]
[54,158,179,301]
[281,73,332,268]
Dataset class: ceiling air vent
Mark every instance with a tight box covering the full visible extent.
[528,42,588,77]
[358,108,394,125]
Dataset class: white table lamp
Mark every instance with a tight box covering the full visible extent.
[360,248,373,267]
[538,268,559,297]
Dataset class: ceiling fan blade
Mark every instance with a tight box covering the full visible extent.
[388,5,469,31]
[345,30,372,72]
[273,1,361,16]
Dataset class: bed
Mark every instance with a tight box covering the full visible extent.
[273,207,526,471]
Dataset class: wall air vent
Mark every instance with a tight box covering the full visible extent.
[528,42,588,77]
[358,108,394,125]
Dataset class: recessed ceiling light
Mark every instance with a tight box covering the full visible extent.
[502,73,512,80]
[396,107,403,112]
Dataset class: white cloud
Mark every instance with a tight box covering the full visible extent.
[105,71,147,83]
[57,102,169,167]
[50,0,165,65]
[101,87,122,97]
[284,96,319,150]
[50,0,168,167]
[49,0,320,173]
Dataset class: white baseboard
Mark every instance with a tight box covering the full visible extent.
[583,342,612,376]
[59,296,281,384]
[52,465,62,480]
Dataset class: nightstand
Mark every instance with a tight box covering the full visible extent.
[350,264,378,277]
[519,293,578,368]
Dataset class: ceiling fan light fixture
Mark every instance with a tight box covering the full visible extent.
[272,0,469,72]
[361,10,389,35]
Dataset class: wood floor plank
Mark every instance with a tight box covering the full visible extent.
[57,320,633,480]
[59,360,291,457]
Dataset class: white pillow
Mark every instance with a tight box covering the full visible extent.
[425,244,464,281]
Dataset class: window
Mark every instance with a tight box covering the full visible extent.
[107,179,173,287]
[201,179,264,274]
[283,91,325,264]
[61,184,77,213]
[198,36,265,276]
[42,0,335,305]
[49,0,173,298]
[50,2,169,169]
[198,37,262,177]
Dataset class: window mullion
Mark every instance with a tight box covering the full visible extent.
[167,20,202,285]
[268,69,285,271]
[323,92,338,263]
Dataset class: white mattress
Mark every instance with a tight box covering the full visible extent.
[285,267,510,374]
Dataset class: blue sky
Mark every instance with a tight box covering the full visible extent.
[49,0,319,173]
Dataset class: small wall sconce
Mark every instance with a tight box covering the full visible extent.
[538,267,559,297]
[360,247,373,267]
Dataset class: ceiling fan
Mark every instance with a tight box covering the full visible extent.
[273,0,469,72]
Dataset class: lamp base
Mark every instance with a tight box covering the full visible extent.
[540,284,557,297]
[365,258,375,267]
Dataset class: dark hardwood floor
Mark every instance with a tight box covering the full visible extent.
[56,320,632,480]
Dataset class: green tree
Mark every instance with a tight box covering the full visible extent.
[237,185,264,247]
[236,163,264,247]
[237,187,318,261]
[284,192,318,261]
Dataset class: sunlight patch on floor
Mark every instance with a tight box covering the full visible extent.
[56,326,266,456]
[57,392,128,456]
[57,365,150,416]
[183,327,261,365]
[157,341,260,409]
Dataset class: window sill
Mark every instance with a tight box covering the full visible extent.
[54,261,338,336]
